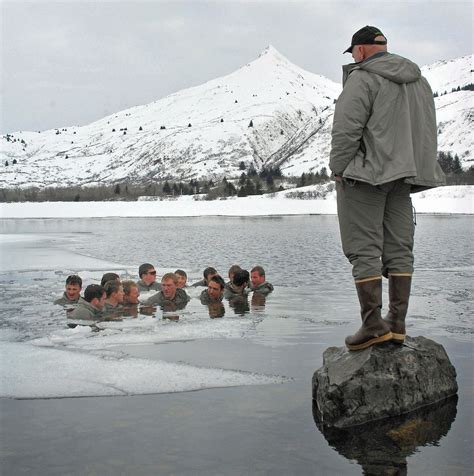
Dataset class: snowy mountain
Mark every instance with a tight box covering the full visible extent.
[421,55,473,165]
[1,48,472,190]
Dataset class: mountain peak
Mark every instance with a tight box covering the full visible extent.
[259,44,278,56]
[257,45,290,63]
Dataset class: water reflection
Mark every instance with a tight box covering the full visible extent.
[227,295,250,315]
[251,292,267,310]
[313,396,458,475]
[207,302,225,319]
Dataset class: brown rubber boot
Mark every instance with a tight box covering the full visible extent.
[383,274,412,343]
[345,278,392,351]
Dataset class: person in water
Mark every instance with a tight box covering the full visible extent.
[226,264,242,286]
[175,269,188,288]
[103,280,124,317]
[250,266,274,295]
[122,280,140,305]
[137,263,161,293]
[121,280,140,317]
[144,273,190,310]
[224,269,250,298]
[200,275,226,304]
[191,267,218,287]
[100,272,120,287]
[68,284,106,322]
[54,274,84,306]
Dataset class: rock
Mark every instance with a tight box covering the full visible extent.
[312,336,458,428]
[313,395,458,475]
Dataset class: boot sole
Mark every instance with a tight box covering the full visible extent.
[346,332,393,351]
[391,332,406,343]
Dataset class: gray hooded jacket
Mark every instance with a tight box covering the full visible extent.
[144,288,190,308]
[68,300,102,322]
[330,52,445,191]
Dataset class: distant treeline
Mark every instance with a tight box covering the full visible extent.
[0,166,285,202]
[433,83,474,97]
[437,151,474,185]
[1,155,472,202]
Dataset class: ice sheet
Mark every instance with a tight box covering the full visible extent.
[0,233,128,272]
[0,341,285,399]
[31,315,258,350]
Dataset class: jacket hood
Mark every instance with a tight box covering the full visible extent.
[343,52,421,85]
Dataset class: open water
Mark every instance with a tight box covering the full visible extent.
[0,215,472,475]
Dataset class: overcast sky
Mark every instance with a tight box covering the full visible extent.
[1,0,472,134]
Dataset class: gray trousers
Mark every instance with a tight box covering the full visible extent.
[336,179,414,281]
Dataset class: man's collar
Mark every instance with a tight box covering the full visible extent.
[361,51,388,64]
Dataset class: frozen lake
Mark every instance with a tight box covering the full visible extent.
[0,215,472,475]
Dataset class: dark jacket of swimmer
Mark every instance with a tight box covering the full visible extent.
[200,289,224,304]
[224,283,250,298]
[252,282,274,295]
[68,284,106,322]
[103,301,123,312]
[144,288,190,307]
[70,301,103,321]
[137,280,162,293]
[224,269,250,299]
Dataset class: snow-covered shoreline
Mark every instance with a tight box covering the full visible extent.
[1,185,472,218]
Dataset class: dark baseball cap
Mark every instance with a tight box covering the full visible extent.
[344,25,387,54]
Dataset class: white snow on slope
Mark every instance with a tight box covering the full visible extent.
[1,185,472,218]
[0,46,340,189]
[420,54,474,163]
[1,50,472,190]
[421,54,473,94]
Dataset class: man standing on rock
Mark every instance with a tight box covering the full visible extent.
[329,26,445,351]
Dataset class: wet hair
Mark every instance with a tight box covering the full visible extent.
[251,266,265,277]
[122,280,138,296]
[100,272,120,287]
[139,263,155,279]
[209,275,225,290]
[66,275,82,287]
[104,280,122,298]
[203,267,217,279]
[175,269,187,279]
[161,272,178,284]
[84,284,105,303]
[232,269,250,287]
[228,264,242,278]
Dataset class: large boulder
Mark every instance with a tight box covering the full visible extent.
[312,336,458,428]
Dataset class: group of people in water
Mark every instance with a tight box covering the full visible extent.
[55,264,274,323]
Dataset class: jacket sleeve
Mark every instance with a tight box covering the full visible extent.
[144,292,161,306]
[329,71,373,175]
[70,307,94,321]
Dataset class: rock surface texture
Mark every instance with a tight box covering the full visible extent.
[312,336,458,428]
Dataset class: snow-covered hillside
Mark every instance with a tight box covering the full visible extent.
[421,54,473,165]
[1,49,472,189]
